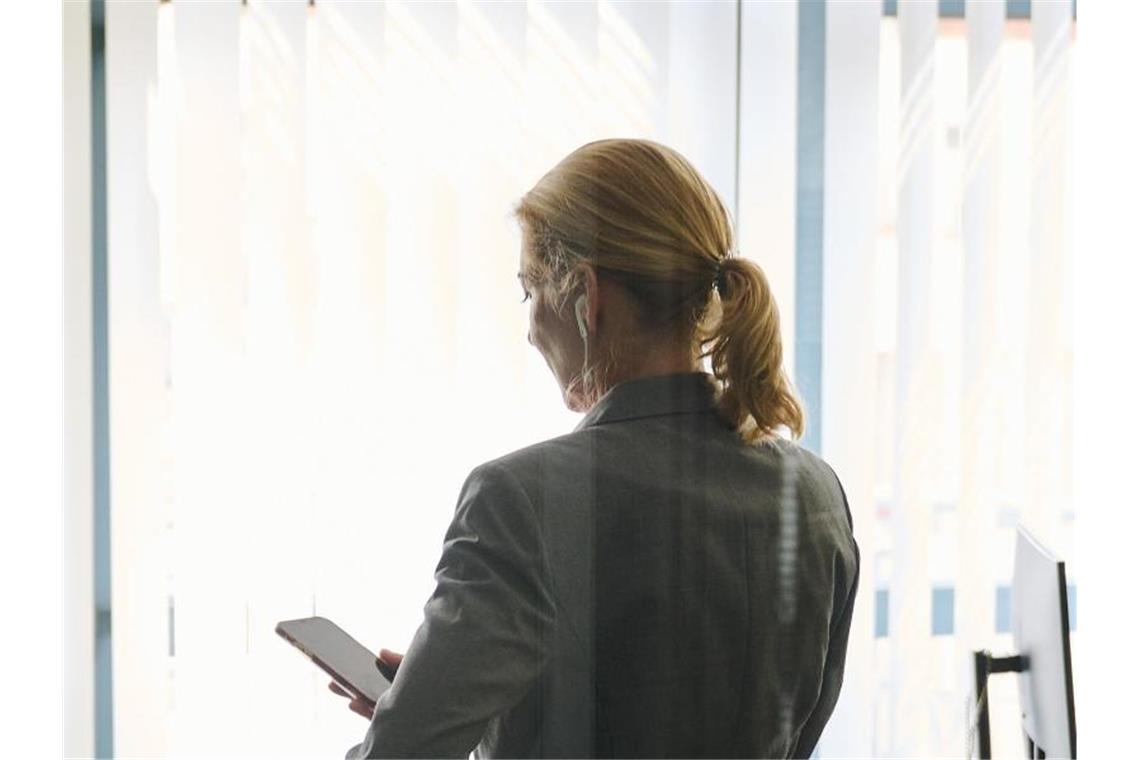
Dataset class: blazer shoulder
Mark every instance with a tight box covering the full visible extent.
[467,428,603,504]
[758,438,853,526]
[756,437,841,485]
[477,427,599,475]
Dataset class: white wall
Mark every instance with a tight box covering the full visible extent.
[64,3,96,756]
[2,2,65,758]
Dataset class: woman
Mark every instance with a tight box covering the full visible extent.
[333,138,859,758]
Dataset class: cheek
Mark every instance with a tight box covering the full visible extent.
[530,296,551,338]
[529,296,567,358]
[527,301,542,347]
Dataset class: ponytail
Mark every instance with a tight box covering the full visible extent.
[701,256,805,443]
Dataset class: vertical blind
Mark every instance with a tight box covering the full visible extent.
[103,1,1073,757]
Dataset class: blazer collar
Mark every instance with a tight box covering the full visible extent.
[574,371,720,431]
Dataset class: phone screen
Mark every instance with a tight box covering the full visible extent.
[276,616,392,705]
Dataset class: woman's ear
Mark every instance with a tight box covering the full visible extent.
[579,265,599,338]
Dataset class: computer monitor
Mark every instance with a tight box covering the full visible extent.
[1012,525,1077,758]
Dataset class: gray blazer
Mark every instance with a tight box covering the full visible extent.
[346,372,859,758]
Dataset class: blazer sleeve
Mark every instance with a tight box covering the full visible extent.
[790,467,861,758]
[345,462,556,759]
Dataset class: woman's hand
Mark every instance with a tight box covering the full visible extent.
[328,648,405,721]
[376,648,404,681]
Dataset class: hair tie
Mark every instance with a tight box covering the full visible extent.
[713,257,729,296]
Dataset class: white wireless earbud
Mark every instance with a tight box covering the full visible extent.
[574,295,588,340]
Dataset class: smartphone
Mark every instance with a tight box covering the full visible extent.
[276,616,392,706]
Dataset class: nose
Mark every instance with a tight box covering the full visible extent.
[526,330,534,346]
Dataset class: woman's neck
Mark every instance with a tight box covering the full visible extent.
[602,339,699,391]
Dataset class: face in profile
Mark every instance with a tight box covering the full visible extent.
[519,234,588,412]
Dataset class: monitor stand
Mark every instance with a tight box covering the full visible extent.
[972,650,1028,759]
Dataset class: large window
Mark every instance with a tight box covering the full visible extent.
[867,12,1074,757]
[98,2,1073,757]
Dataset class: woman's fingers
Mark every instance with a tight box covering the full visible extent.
[379,648,404,667]
[330,679,376,720]
[349,698,375,719]
[327,649,398,715]
[376,648,404,681]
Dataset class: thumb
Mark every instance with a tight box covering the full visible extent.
[379,648,403,664]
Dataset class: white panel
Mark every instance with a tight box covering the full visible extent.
[1024,0,1073,551]
[239,2,327,755]
[889,1,939,756]
[737,0,797,378]
[165,1,251,755]
[665,0,738,214]
[816,1,880,757]
[105,1,169,756]
[958,1,1005,752]
[959,0,1004,625]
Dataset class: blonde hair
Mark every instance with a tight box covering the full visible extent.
[512,138,804,443]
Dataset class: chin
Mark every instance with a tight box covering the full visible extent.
[560,383,589,414]
[562,390,586,413]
